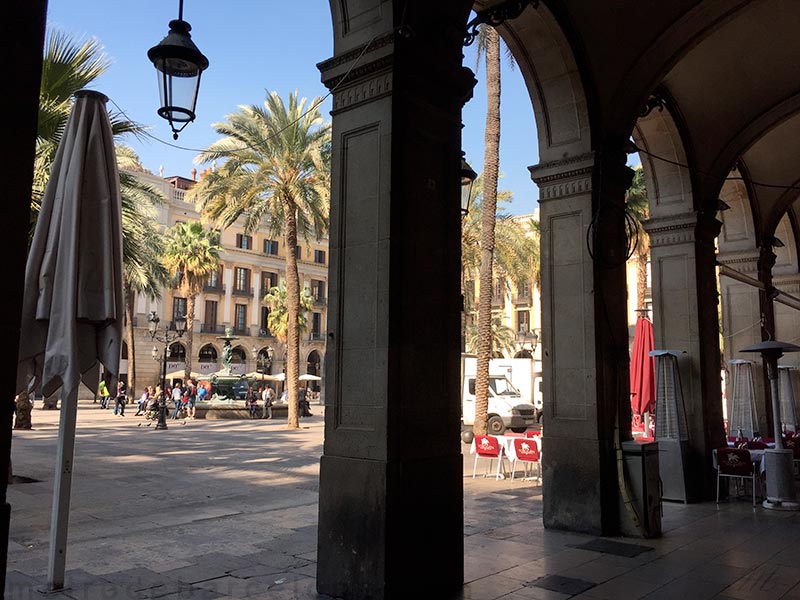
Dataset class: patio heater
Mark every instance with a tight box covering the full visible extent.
[727,359,759,439]
[778,366,799,434]
[741,340,800,511]
[650,349,690,503]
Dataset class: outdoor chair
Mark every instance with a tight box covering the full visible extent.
[745,440,767,450]
[472,435,508,480]
[715,447,759,506]
[510,437,541,482]
[728,436,749,445]
[525,430,540,439]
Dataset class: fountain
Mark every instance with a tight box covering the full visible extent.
[208,328,246,401]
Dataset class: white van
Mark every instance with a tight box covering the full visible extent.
[461,355,538,434]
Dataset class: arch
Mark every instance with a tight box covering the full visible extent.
[168,342,186,361]
[487,1,593,161]
[633,103,694,217]
[307,350,322,375]
[198,344,218,363]
[230,346,247,364]
[514,349,533,359]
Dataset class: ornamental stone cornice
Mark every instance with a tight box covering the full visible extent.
[716,250,760,273]
[644,211,722,248]
[529,153,594,202]
[317,32,395,76]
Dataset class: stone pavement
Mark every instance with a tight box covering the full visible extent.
[7,401,800,599]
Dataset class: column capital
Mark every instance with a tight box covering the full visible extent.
[644,211,722,248]
[529,153,595,202]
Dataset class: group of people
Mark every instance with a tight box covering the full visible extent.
[98,377,316,421]
[245,385,276,419]
[96,380,128,416]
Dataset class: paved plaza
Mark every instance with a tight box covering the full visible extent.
[6,402,800,599]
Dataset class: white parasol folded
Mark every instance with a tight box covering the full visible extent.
[17,90,123,398]
[16,90,123,591]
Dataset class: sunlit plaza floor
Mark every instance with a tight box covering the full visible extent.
[6,401,800,599]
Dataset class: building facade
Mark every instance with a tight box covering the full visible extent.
[124,170,328,394]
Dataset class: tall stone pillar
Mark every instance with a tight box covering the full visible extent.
[644,211,726,500]
[530,150,634,535]
[758,245,778,430]
[316,5,474,598]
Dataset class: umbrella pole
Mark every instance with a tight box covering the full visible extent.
[46,385,79,591]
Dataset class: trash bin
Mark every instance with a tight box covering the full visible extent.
[622,440,662,538]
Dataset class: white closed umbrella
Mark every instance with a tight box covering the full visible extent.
[16,90,123,591]
[299,374,322,381]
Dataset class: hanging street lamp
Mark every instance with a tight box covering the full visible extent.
[461,153,478,217]
[147,0,209,139]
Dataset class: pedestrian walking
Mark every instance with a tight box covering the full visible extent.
[185,379,198,420]
[113,381,126,416]
[298,386,312,417]
[262,385,274,419]
[246,386,258,418]
[171,382,183,419]
[98,378,110,408]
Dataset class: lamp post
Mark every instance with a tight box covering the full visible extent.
[461,153,478,217]
[147,0,209,139]
[740,339,800,510]
[148,311,187,430]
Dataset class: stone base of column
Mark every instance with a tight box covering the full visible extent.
[317,453,463,600]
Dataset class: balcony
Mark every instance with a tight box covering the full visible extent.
[232,287,254,298]
[309,332,324,341]
[513,292,532,305]
[312,295,326,306]
[258,329,273,338]
[203,283,225,294]
[200,323,226,334]
[233,326,250,336]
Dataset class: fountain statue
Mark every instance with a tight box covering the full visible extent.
[211,327,242,399]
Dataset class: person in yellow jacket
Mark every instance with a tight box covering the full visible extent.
[98,379,110,409]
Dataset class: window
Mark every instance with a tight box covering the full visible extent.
[260,306,271,336]
[206,266,222,290]
[234,267,251,293]
[516,310,530,333]
[518,281,531,299]
[296,245,302,259]
[172,297,187,321]
[311,279,325,301]
[311,312,322,339]
[204,300,218,329]
[263,239,279,255]
[234,304,248,334]
[168,342,186,360]
[261,271,278,296]
[493,279,505,302]
[198,344,217,363]
[314,249,326,264]
[236,234,253,250]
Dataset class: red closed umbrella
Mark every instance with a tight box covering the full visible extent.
[630,316,655,417]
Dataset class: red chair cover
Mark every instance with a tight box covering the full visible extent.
[474,435,502,458]
[716,448,754,477]
[513,438,540,462]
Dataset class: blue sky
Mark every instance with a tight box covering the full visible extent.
[47,1,542,215]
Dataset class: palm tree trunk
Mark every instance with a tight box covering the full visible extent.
[185,293,196,380]
[475,27,501,436]
[637,250,648,310]
[124,286,137,397]
[284,204,301,429]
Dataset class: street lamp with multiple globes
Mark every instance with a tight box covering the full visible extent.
[148,311,187,430]
[251,345,275,385]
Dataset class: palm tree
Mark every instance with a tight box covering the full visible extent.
[264,283,315,344]
[626,167,649,309]
[117,146,169,397]
[162,222,221,381]
[465,316,517,357]
[474,25,503,436]
[35,30,144,224]
[188,91,330,429]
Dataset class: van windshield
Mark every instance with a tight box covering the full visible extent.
[489,377,519,396]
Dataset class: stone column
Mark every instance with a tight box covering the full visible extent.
[530,149,634,535]
[316,7,474,598]
[644,211,726,500]
[758,244,778,430]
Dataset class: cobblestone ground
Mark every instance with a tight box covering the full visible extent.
[9,402,800,600]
